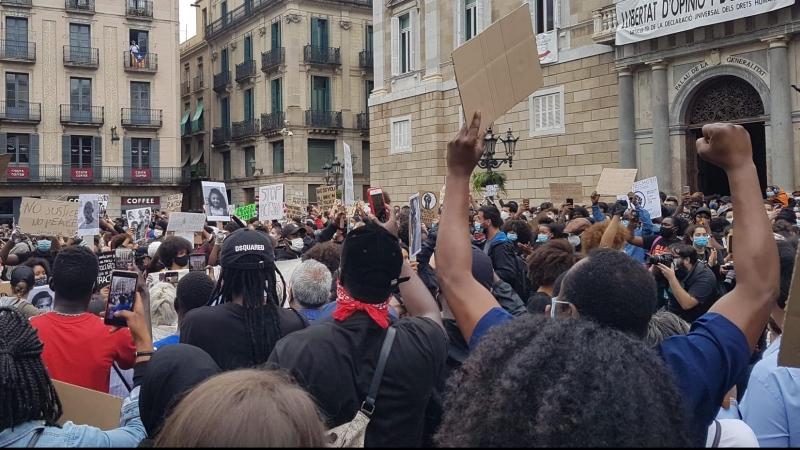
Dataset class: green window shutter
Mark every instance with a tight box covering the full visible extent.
[62,135,71,182]
[244,36,252,60]
[29,134,39,181]
[272,140,284,174]
[93,136,102,181]
[307,139,334,174]
[150,138,160,180]
[123,138,132,183]
[311,18,319,46]
[271,22,281,49]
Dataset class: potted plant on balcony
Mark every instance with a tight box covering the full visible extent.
[470,171,508,197]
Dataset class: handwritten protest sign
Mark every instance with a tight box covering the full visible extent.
[292,196,308,206]
[549,183,584,204]
[316,186,337,210]
[418,190,439,224]
[632,176,662,219]
[285,204,304,220]
[166,194,183,212]
[235,204,257,221]
[595,168,638,195]
[167,213,206,232]
[259,184,284,221]
[19,198,78,237]
[96,252,114,288]
[485,185,499,197]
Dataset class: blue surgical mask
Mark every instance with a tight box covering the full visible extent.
[621,220,629,228]
[766,189,775,197]
[693,236,709,247]
[37,240,52,252]
[537,234,549,243]
[474,222,483,232]
[709,202,717,210]
[796,219,800,227]
[507,233,518,242]
[652,224,661,233]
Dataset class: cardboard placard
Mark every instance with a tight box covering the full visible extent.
[18,198,78,237]
[167,212,206,232]
[779,246,800,368]
[549,182,584,204]
[96,251,115,288]
[235,203,257,221]
[0,281,12,297]
[316,186,337,210]
[285,204,304,220]
[595,168,638,196]
[452,4,543,128]
[166,194,183,212]
[632,176,662,219]
[259,184,285,222]
[0,154,12,175]
[53,380,123,430]
[419,190,439,224]
[291,196,308,206]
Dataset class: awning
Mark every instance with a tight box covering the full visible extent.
[181,145,191,167]
[191,99,204,132]
[180,109,191,136]
[190,143,203,165]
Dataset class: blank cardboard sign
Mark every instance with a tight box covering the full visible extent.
[779,245,800,368]
[53,380,122,431]
[595,169,638,196]
[452,3,543,128]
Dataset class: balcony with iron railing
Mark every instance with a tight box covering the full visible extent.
[213,71,231,92]
[260,111,284,133]
[189,162,208,180]
[303,45,341,66]
[232,118,259,140]
[0,0,32,7]
[0,40,36,62]
[65,0,94,13]
[341,0,372,6]
[235,59,257,83]
[356,113,369,133]
[0,101,41,123]
[187,116,205,135]
[261,48,284,72]
[121,108,162,129]
[126,0,154,19]
[181,80,191,96]
[193,74,204,91]
[2,165,190,184]
[60,105,104,125]
[212,126,231,145]
[305,110,342,128]
[204,0,281,40]
[359,50,373,69]
[123,51,157,72]
[63,45,99,67]
[592,5,617,45]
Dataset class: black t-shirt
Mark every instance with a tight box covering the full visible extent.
[16,249,57,268]
[641,235,681,255]
[665,262,719,323]
[267,312,448,448]
[180,302,308,371]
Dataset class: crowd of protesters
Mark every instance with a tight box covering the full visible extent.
[0,115,799,447]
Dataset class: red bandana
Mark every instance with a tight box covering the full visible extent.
[332,282,391,328]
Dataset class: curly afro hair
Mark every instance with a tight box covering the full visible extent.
[526,239,579,287]
[580,221,630,253]
[301,241,342,275]
[501,219,533,245]
[435,315,692,447]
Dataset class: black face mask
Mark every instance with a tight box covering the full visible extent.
[173,255,190,267]
[674,259,689,279]
[659,226,675,238]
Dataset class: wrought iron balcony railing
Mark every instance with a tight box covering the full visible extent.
[126,0,154,19]
[212,126,231,145]
[123,51,157,71]
[60,105,104,125]
[65,0,94,13]
[356,112,369,132]
[232,118,259,140]
[305,110,342,128]
[235,59,256,82]
[121,108,162,128]
[213,71,231,92]
[193,74,204,91]
[181,80,191,96]
[204,0,281,40]
[261,48,284,72]
[0,101,41,123]
[261,111,284,133]
[63,45,99,67]
[0,40,36,62]
[4,165,190,184]
[303,45,341,66]
[0,0,32,7]
[359,50,373,69]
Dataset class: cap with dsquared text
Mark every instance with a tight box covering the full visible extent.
[219,229,275,270]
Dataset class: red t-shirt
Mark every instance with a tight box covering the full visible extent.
[30,313,136,393]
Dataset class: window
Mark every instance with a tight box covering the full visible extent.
[220,48,229,72]
[307,139,334,173]
[5,73,29,119]
[525,0,556,34]
[400,15,411,73]
[311,76,330,111]
[202,8,207,33]
[271,21,281,49]
[130,29,148,54]
[244,35,253,61]
[529,86,564,136]
[244,146,255,177]
[465,0,478,40]
[7,134,29,164]
[221,96,230,127]
[70,136,93,167]
[244,88,254,120]
[69,24,90,62]
[5,17,29,59]
[272,140,284,174]
[365,25,373,52]
[311,18,329,47]
[271,78,282,113]
[220,1,228,26]
[361,141,370,175]
[309,184,322,203]
[184,64,190,81]
[391,11,417,76]
[390,115,412,154]
[222,151,231,180]
[130,138,150,168]
[244,187,255,204]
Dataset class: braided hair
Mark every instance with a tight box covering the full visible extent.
[0,307,62,430]
[207,255,285,366]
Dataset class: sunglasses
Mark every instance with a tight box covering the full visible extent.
[551,297,571,318]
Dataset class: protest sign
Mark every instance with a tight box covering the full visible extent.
[167,212,207,232]
[0,282,12,297]
[126,207,151,243]
[235,203,257,221]
[285,204,304,220]
[343,142,355,206]
[316,186,337,210]
[595,168,638,195]
[202,181,230,222]
[54,380,122,430]
[227,205,236,215]
[408,194,422,259]
[174,231,195,244]
[485,185,499,197]
[452,4,543,128]
[632,176,662,219]
[259,184,285,221]
[29,286,55,312]
[292,196,308,206]
[779,245,800,368]
[549,183,584,204]
[98,194,109,218]
[18,198,78,238]
[0,154,11,175]
[419,190,439,224]
[96,251,115,288]
[166,194,183,212]
[78,194,100,236]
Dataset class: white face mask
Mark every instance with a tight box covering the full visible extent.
[290,238,304,252]
[154,229,163,237]
[500,211,511,221]
[567,235,581,247]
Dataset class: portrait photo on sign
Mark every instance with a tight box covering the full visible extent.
[77,194,100,236]
[126,207,152,243]
[202,181,230,222]
[29,286,55,312]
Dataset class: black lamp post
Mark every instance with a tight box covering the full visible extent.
[322,156,342,191]
[478,126,518,173]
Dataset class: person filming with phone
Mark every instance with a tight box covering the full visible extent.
[655,243,720,323]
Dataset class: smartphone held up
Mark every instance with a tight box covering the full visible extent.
[104,270,138,327]
[368,187,389,223]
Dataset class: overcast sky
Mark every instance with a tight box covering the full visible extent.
[179,0,197,43]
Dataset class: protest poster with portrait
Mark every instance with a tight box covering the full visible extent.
[126,207,151,243]
[418,190,439,224]
[78,194,100,236]
[201,181,230,222]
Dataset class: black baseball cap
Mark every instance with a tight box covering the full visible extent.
[219,229,275,270]
[340,223,404,303]
[11,266,35,287]
[280,223,302,239]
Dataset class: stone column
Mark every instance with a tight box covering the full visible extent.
[649,60,671,188]
[618,68,636,169]
[764,35,795,189]
[372,2,387,96]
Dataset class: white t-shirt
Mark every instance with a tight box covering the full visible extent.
[706,419,760,448]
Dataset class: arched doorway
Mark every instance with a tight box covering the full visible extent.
[685,76,768,195]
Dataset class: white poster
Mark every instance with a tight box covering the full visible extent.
[537,31,558,64]
[29,286,55,312]
[98,194,109,219]
[343,142,355,206]
[167,212,207,232]
[77,194,100,236]
[408,193,422,259]
[259,184,285,222]
[201,181,230,222]
[126,207,152,243]
[632,176,662,219]
[616,0,795,45]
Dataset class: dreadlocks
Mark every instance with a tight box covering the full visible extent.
[207,255,284,365]
[0,307,62,430]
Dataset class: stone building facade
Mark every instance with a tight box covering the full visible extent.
[188,0,373,209]
[0,0,183,221]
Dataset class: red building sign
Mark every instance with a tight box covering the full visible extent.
[6,167,29,180]
[132,168,152,181]
[71,168,93,181]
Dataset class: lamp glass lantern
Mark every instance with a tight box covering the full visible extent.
[331,156,342,176]
[484,127,498,157]
[500,128,518,158]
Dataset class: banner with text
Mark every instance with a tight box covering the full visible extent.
[235,204,257,221]
[343,142,355,206]
[259,184,285,222]
[632,176,662,219]
[316,186,337,210]
[19,198,78,237]
[616,0,794,44]
[167,213,207,232]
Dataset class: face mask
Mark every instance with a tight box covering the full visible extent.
[726,218,733,224]
[537,234,549,243]
[621,220,629,228]
[34,277,49,287]
[290,238,304,252]
[37,241,52,252]
[154,229,163,237]
[796,219,800,227]
[348,223,354,230]
[693,236,709,248]
[507,233,518,242]
[474,222,483,232]
[674,260,689,279]
[567,234,581,247]
[709,202,717,210]
[659,226,675,238]
[766,190,775,197]
[173,254,190,267]
[652,224,661,233]
[500,211,510,221]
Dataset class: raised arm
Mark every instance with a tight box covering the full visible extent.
[436,111,500,344]
[398,259,443,328]
[700,123,779,350]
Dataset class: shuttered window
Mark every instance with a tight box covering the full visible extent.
[272,140,284,174]
[529,86,565,137]
[523,0,557,35]
[307,139,334,173]
[455,0,490,46]
[390,115,412,154]
[391,9,419,75]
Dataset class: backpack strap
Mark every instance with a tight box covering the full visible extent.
[711,420,722,448]
[27,427,44,448]
[112,362,132,393]
[360,326,397,418]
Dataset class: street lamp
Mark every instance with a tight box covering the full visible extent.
[478,126,518,173]
[249,157,263,176]
[322,156,342,191]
